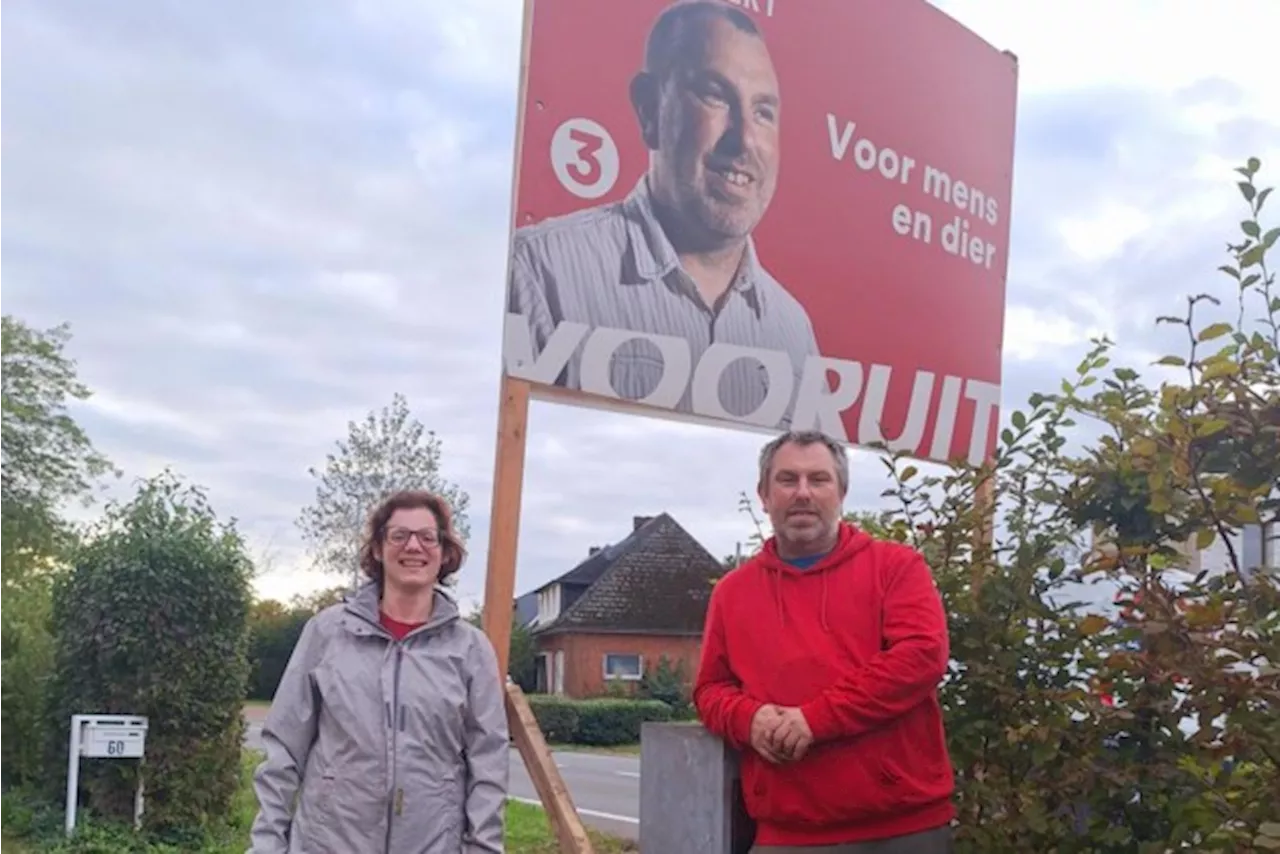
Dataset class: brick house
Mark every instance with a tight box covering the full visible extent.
[517,513,724,699]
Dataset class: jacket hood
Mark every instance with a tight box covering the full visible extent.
[754,521,874,631]
[343,579,461,636]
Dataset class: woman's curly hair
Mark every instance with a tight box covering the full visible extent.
[357,490,467,586]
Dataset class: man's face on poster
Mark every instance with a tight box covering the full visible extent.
[638,16,781,244]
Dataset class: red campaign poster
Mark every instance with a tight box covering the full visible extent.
[501,0,1018,467]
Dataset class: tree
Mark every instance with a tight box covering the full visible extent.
[878,159,1279,852]
[1,316,114,787]
[247,585,349,701]
[732,159,1280,851]
[640,655,693,717]
[508,617,539,692]
[1,316,115,586]
[296,393,471,586]
[0,581,56,789]
[289,583,350,613]
[246,599,307,702]
[47,471,255,838]
[467,610,539,691]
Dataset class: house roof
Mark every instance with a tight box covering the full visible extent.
[553,541,625,588]
[513,591,539,627]
[531,513,723,636]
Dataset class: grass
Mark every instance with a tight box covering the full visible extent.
[1,801,631,854]
[2,750,634,853]
[505,801,637,853]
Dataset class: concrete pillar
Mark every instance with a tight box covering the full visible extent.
[638,721,755,854]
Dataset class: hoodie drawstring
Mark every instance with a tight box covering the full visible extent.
[821,570,830,632]
[772,568,785,627]
[753,522,872,634]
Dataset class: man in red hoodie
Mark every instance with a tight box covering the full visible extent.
[694,430,955,853]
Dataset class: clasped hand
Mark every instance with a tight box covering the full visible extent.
[749,703,814,763]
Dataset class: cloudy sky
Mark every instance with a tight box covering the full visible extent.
[3,0,1277,611]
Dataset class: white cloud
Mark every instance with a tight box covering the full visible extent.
[1003,306,1094,363]
[937,0,1280,117]
[1056,202,1152,264]
[3,0,1276,610]
[79,391,223,444]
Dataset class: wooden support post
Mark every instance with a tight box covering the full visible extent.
[481,377,530,675]
[483,0,534,680]
[480,377,594,854]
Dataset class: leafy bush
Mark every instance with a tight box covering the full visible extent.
[2,582,57,787]
[640,655,695,718]
[2,750,266,853]
[246,602,309,702]
[246,586,347,701]
[466,611,541,694]
[527,696,673,745]
[527,696,583,743]
[1,781,52,839]
[45,471,254,837]
[857,158,1280,851]
[574,699,673,746]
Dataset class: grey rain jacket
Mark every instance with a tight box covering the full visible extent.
[247,581,509,853]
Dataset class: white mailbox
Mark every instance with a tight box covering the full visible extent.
[65,714,149,837]
[81,718,148,759]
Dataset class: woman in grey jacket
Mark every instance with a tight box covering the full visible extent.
[248,490,509,853]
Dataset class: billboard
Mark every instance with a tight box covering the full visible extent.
[502,0,1018,466]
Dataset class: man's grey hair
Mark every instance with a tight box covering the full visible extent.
[757,430,850,496]
[643,0,763,85]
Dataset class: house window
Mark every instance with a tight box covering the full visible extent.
[1264,521,1278,570]
[602,653,643,681]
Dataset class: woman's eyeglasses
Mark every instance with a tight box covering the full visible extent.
[385,527,442,548]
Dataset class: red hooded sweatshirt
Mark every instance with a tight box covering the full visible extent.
[693,523,955,847]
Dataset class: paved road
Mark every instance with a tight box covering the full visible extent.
[243,716,640,840]
[508,749,640,840]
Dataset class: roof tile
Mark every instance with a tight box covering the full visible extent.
[533,513,723,635]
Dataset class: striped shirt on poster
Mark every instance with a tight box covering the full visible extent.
[506,176,821,429]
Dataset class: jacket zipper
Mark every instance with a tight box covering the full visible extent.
[384,643,404,853]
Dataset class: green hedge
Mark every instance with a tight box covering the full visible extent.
[527,696,672,746]
[1,583,55,788]
[45,474,253,835]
